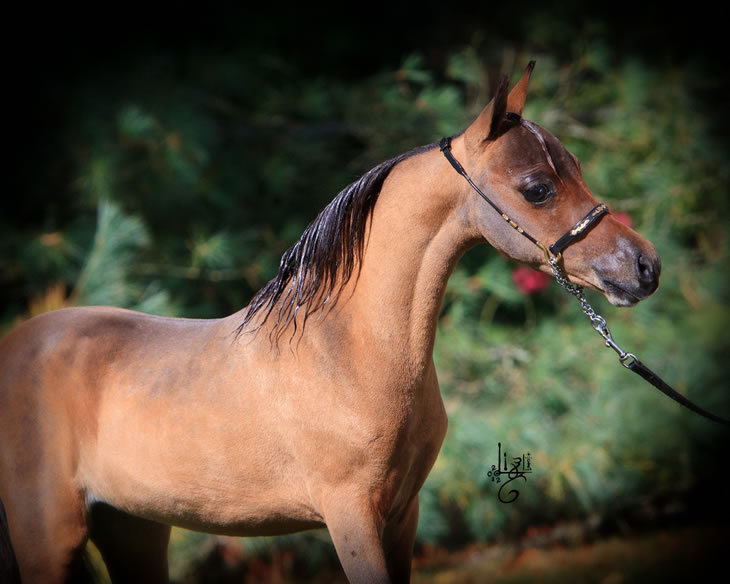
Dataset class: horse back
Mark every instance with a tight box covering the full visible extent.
[0,307,221,496]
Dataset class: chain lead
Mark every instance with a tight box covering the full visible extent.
[548,256,636,368]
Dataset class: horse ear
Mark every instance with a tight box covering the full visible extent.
[464,74,509,151]
[506,60,536,116]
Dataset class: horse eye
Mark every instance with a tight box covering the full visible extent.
[521,183,554,204]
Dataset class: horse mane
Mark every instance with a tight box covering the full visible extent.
[236,142,436,342]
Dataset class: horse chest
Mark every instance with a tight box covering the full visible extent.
[331,375,448,514]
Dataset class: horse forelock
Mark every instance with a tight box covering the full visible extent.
[236,142,437,343]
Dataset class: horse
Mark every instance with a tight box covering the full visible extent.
[0,62,660,583]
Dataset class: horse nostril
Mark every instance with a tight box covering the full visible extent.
[637,253,660,292]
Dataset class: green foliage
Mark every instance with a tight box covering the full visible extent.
[3,35,728,576]
[73,200,175,314]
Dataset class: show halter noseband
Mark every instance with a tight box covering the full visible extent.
[439,134,730,427]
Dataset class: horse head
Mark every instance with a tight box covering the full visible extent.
[453,62,660,306]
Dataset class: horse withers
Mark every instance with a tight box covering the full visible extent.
[0,63,659,583]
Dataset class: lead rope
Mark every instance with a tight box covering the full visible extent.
[548,255,637,366]
[440,134,730,427]
[548,226,730,427]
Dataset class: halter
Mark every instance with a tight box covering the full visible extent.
[439,134,730,427]
[439,136,608,263]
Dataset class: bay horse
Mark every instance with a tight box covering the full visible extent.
[0,63,660,583]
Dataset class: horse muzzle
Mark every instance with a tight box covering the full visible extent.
[595,243,661,307]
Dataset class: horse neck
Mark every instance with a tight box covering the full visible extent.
[343,148,475,372]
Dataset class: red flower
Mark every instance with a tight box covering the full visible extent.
[513,266,550,294]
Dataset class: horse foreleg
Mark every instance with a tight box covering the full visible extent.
[0,497,21,584]
[324,495,391,584]
[4,480,91,584]
[89,503,171,584]
[382,496,419,583]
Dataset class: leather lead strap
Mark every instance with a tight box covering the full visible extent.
[627,359,730,426]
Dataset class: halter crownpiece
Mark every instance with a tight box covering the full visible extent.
[439,134,730,427]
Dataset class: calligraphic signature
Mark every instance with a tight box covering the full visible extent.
[487,442,532,503]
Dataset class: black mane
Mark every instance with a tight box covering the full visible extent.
[236,142,436,342]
